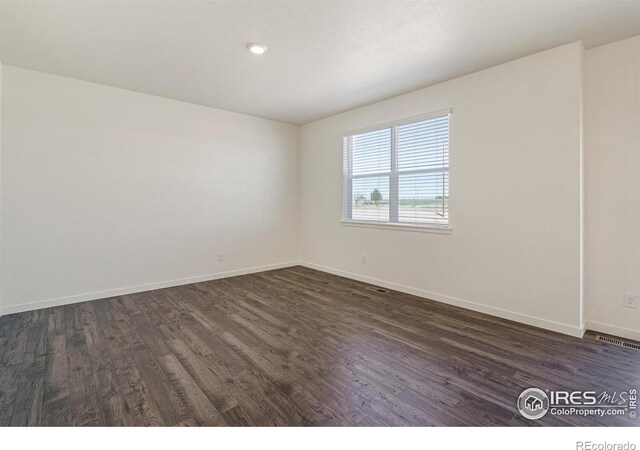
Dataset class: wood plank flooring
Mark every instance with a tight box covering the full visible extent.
[0,266,638,426]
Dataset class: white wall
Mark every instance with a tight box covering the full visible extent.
[299,42,585,336]
[0,66,299,314]
[0,61,3,316]
[585,35,640,341]
[4,37,639,341]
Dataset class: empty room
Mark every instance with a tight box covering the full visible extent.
[1,0,640,445]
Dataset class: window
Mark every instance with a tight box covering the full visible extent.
[342,110,450,229]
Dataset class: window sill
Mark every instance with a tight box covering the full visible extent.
[340,220,452,234]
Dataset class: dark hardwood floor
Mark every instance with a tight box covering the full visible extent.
[0,266,638,426]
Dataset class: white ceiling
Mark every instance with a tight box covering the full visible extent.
[1,1,640,124]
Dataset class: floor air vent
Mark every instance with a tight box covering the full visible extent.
[366,286,389,294]
[596,335,640,350]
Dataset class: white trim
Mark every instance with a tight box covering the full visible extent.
[585,320,640,343]
[1,258,597,342]
[0,261,300,316]
[299,261,585,338]
[341,219,452,234]
[342,108,452,138]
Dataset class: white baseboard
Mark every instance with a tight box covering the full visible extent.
[2,259,602,342]
[299,261,585,338]
[585,320,640,342]
[0,261,300,316]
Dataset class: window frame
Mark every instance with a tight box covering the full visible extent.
[341,108,452,233]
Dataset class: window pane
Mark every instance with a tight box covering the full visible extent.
[352,176,390,222]
[397,115,449,171]
[398,172,449,224]
[351,128,391,176]
[343,112,450,226]
[342,137,351,220]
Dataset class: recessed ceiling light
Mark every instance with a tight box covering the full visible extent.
[247,43,268,55]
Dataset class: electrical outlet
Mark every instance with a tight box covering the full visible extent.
[217,253,224,262]
[361,254,367,264]
[624,293,638,309]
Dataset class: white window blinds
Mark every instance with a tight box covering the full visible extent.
[343,111,450,227]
